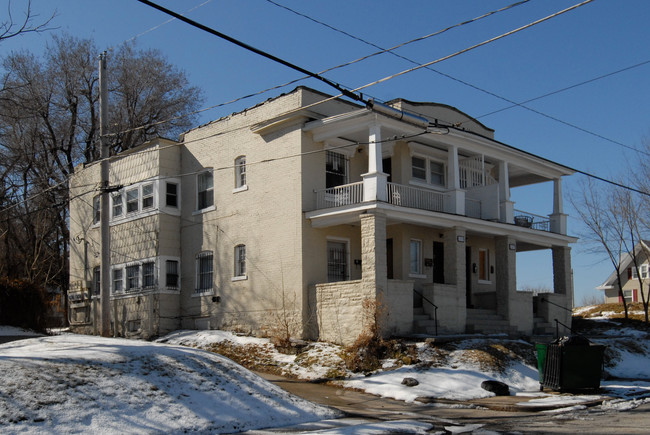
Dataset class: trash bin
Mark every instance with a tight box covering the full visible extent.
[539,336,606,392]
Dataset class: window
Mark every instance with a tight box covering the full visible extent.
[93,196,101,224]
[409,240,422,275]
[479,248,490,282]
[126,188,139,213]
[235,156,246,189]
[411,156,446,187]
[327,241,348,282]
[166,260,179,289]
[112,192,123,218]
[326,151,348,188]
[142,262,155,288]
[234,245,246,277]
[126,264,140,291]
[142,183,154,209]
[166,182,178,208]
[641,265,648,280]
[113,268,123,293]
[196,251,213,292]
[411,157,427,182]
[197,171,213,210]
[93,266,101,296]
[623,289,633,303]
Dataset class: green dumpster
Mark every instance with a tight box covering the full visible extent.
[539,336,606,392]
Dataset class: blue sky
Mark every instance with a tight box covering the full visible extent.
[3,0,649,305]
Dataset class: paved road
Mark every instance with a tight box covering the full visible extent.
[258,372,650,434]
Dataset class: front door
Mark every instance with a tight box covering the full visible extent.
[433,241,444,284]
[327,241,348,282]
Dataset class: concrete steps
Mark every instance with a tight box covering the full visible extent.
[465,309,516,334]
[412,307,438,335]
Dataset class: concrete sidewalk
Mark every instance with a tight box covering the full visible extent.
[257,372,607,417]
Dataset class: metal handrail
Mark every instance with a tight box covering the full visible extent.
[539,297,573,313]
[554,318,574,338]
[413,288,438,336]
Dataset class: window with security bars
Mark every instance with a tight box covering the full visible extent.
[113,268,123,293]
[196,251,213,292]
[126,265,140,291]
[93,266,101,295]
[327,241,348,282]
[166,260,179,289]
[142,262,155,288]
[325,151,348,188]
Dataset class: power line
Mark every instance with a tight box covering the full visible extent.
[135,0,365,103]
[267,0,644,157]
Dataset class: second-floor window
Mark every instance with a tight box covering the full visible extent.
[197,171,214,210]
[142,183,154,209]
[166,260,179,288]
[166,182,178,208]
[112,193,123,218]
[113,269,123,293]
[326,151,348,188]
[126,188,139,214]
[142,262,155,288]
[411,156,446,187]
[126,264,140,291]
[235,156,246,189]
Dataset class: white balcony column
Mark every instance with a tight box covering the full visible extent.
[498,161,514,223]
[444,145,465,215]
[362,120,388,202]
[550,177,568,234]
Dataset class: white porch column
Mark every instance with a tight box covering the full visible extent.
[444,145,465,215]
[498,161,514,224]
[550,178,568,234]
[362,121,388,202]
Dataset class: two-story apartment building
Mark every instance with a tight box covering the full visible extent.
[68,87,576,344]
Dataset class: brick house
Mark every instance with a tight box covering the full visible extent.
[68,87,576,344]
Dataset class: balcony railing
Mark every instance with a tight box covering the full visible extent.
[514,209,550,232]
[387,182,444,212]
[312,183,552,233]
[315,182,364,209]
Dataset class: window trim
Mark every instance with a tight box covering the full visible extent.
[112,267,124,294]
[112,192,123,218]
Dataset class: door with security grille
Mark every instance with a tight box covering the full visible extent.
[327,241,348,282]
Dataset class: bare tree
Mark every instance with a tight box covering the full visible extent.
[0,34,204,293]
[0,0,55,42]
[572,178,629,319]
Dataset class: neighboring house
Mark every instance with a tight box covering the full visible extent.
[596,242,650,304]
[68,87,576,344]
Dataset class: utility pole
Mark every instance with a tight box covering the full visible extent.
[99,52,111,337]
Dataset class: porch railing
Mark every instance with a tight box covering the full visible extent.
[387,182,444,212]
[315,182,363,209]
[514,209,550,232]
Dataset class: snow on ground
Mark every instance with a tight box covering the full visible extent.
[0,325,44,336]
[0,333,339,434]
